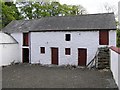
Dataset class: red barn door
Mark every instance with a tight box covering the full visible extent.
[78,48,87,66]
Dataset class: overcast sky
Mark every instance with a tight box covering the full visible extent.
[58,0,119,14]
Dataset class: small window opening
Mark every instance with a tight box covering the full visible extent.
[65,48,71,55]
[40,47,45,54]
[65,34,71,41]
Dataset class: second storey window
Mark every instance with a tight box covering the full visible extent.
[65,34,71,41]
[40,47,45,54]
[23,33,29,46]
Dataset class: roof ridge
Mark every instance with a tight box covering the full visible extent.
[34,12,115,20]
[8,12,115,22]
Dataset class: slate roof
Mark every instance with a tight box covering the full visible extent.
[2,13,116,33]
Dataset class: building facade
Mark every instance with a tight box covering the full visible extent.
[2,13,117,66]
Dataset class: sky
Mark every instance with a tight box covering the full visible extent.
[13,0,119,14]
[58,0,119,14]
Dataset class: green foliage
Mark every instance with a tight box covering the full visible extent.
[116,21,120,47]
[1,1,87,29]
[0,1,2,29]
[117,29,120,47]
[19,1,87,20]
[1,1,23,29]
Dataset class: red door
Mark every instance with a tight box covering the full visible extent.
[99,31,109,45]
[51,48,58,65]
[78,48,87,66]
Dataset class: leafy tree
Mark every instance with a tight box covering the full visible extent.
[116,21,120,47]
[1,1,23,29]
[117,29,120,47]
[18,1,87,20]
[0,1,2,29]
[1,0,87,29]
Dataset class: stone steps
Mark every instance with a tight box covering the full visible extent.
[97,47,110,69]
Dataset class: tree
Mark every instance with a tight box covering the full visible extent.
[18,1,87,20]
[1,1,23,29]
[117,29,120,47]
[116,21,120,47]
[0,1,2,29]
[1,0,87,29]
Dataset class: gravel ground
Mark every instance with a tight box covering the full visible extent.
[2,64,118,88]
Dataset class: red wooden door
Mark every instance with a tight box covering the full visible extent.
[78,48,87,66]
[51,48,58,65]
[99,31,109,45]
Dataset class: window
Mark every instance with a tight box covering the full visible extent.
[65,34,71,41]
[65,48,71,55]
[40,47,45,54]
[23,33,29,46]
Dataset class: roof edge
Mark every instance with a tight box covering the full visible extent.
[28,28,116,32]
[110,46,120,54]
[2,12,115,23]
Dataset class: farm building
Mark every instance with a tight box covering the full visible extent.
[2,13,116,67]
[0,32,19,66]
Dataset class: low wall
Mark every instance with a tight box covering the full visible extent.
[110,46,120,89]
[0,44,20,66]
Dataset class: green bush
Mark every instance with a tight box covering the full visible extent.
[117,29,120,47]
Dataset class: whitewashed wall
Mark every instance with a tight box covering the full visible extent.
[0,33,20,66]
[11,33,23,63]
[109,30,116,46]
[118,54,120,89]
[0,33,16,44]
[30,31,99,65]
[110,49,120,89]
[1,44,19,66]
[10,30,116,65]
[0,45,2,66]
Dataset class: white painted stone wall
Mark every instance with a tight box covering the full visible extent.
[1,44,19,66]
[0,33,16,44]
[30,31,116,66]
[110,49,120,89]
[0,45,2,66]
[109,30,116,46]
[11,33,23,63]
[10,30,116,65]
[0,33,20,66]
[117,4,120,89]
